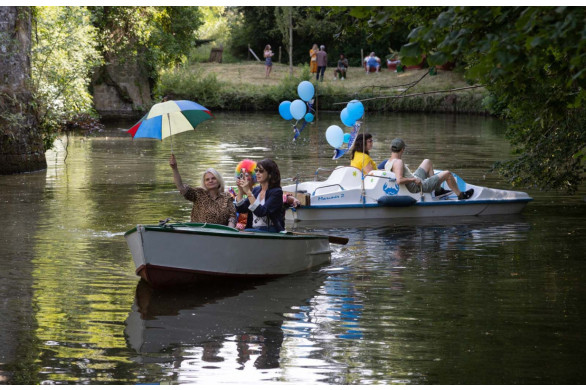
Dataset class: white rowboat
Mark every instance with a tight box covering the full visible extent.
[124,222,332,288]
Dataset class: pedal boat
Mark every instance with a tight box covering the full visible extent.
[282,166,532,222]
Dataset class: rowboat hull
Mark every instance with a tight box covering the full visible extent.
[283,167,532,222]
[124,223,331,288]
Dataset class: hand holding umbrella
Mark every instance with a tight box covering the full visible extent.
[169,153,178,169]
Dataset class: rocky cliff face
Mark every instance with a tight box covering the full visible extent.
[91,54,152,120]
[0,7,46,174]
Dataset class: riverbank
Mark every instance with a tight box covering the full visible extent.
[155,62,489,114]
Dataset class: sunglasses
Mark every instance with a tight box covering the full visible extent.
[254,168,265,173]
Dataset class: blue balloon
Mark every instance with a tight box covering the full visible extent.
[343,133,351,143]
[297,81,315,102]
[290,99,307,120]
[340,107,355,127]
[347,100,365,121]
[279,101,293,120]
[304,113,314,123]
[325,125,344,148]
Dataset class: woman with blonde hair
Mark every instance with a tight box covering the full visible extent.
[169,154,236,227]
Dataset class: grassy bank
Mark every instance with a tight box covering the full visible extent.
[156,62,488,114]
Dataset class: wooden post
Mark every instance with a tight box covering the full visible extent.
[248,44,251,61]
[361,49,364,69]
[315,83,318,124]
[279,46,282,64]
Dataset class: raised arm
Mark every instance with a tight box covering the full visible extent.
[169,154,187,193]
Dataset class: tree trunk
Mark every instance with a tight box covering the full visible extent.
[0,6,47,174]
[289,8,293,76]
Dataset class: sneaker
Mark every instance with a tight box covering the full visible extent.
[458,189,474,200]
[434,187,453,197]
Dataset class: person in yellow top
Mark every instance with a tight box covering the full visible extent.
[350,133,376,174]
[309,44,318,74]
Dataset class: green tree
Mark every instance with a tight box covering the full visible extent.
[394,6,585,193]
[228,6,413,67]
[31,6,102,148]
[228,7,282,62]
[90,6,205,79]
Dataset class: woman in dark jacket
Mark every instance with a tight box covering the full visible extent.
[235,158,285,232]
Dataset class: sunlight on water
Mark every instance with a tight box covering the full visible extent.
[0,112,585,384]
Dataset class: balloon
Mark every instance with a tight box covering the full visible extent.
[279,101,293,120]
[297,81,315,102]
[290,99,307,120]
[340,107,355,127]
[347,100,365,121]
[325,125,344,148]
[304,113,314,123]
[343,133,351,143]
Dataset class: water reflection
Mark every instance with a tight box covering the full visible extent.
[124,272,326,384]
[279,215,536,384]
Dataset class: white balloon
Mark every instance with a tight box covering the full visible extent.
[325,125,344,148]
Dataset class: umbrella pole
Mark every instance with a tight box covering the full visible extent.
[167,113,173,154]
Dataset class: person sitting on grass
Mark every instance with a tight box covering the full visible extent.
[334,54,349,80]
[384,138,474,200]
[365,52,381,73]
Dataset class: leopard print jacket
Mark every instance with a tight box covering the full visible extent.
[182,186,236,226]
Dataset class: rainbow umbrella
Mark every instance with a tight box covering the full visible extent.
[127,100,212,152]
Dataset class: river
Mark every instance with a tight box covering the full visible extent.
[0,112,584,385]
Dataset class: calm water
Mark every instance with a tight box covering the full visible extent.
[0,112,585,385]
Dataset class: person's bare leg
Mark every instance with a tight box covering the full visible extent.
[419,159,434,177]
[437,170,462,196]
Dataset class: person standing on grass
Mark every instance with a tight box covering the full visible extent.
[316,45,327,82]
[264,44,274,78]
[309,44,318,74]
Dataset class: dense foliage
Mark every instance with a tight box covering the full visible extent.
[335,6,585,193]
[397,6,586,193]
[90,6,205,79]
[31,6,102,149]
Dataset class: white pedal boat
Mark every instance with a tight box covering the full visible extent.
[124,222,332,288]
[282,166,532,222]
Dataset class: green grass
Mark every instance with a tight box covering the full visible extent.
[155,61,488,113]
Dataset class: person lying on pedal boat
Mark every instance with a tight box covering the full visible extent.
[384,138,474,200]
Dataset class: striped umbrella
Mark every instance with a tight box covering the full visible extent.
[127,100,212,152]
